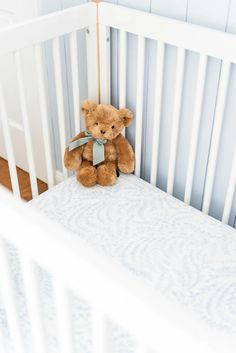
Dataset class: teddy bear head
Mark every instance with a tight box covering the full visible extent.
[81,100,133,140]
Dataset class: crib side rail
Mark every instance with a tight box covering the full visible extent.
[0,187,234,353]
[0,3,96,55]
[98,2,236,225]
[0,2,98,199]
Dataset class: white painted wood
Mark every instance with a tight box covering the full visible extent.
[202,61,231,214]
[9,119,24,132]
[86,24,99,102]
[0,82,20,198]
[119,30,127,108]
[92,311,107,353]
[0,238,25,353]
[69,31,80,134]
[52,37,68,178]
[99,25,111,104]
[15,50,38,197]
[184,54,207,204]
[222,146,236,224]
[119,30,127,136]
[0,3,96,55]
[0,188,232,353]
[167,47,185,194]
[20,256,47,353]
[136,343,147,353]
[35,43,55,188]
[135,35,145,178]
[150,41,165,186]
[0,319,6,353]
[54,282,73,353]
[99,2,236,64]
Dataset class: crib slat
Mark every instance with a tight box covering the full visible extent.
[202,60,231,214]
[35,43,55,189]
[54,282,73,353]
[20,256,47,353]
[222,146,236,224]
[0,239,25,353]
[184,54,207,204]
[135,35,145,178]
[150,41,165,186]
[92,311,107,353]
[167,47,185,194]
[0,319,6,353]
[15,50,38,198]
[99,25,111,104]
[70,31,80,134]
[119,30,127,108]
[0,83,20,198]
[52,37,68,178]
[119,30,127,136]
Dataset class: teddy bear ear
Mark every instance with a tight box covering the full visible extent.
[81,100,97,114]
[119,108,133,127]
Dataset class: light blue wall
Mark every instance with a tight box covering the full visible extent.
[40,0,236,227]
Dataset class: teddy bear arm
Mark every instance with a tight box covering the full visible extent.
[64,132,85,171]
[114,135,135,174]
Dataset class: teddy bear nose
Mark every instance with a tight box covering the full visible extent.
[101,130,106,134]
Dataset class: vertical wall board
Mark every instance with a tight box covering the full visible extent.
[210,67,236,224]
[184,0,231,213]
[124,33,138,149]
[209,0,236,226]
[39,0,89,172]
[154,45,178,191]
[227,1,236,227]
[142,39,157,182]
[149,1,187,191]
[116,0,151,154]
[190,57,221,210]
[186,0,230,30]
[110,28,119,108]
[173,50,198,201]
[150,0,188,20]
[63,30,88,134]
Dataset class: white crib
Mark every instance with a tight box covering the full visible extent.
[0,1,236,353]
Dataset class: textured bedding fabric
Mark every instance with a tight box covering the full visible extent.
[30,174,236,333]
[1,174,236,352]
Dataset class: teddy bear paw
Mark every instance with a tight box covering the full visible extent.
[77,166,97,187]
[118,160,135,174]
[97,164,117,186]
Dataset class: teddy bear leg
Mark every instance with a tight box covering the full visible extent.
[77,161,97,187]
[97,162,117,186]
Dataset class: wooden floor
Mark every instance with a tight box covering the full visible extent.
[0,157,48,201]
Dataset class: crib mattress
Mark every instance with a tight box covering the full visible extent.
[30,174,236,338]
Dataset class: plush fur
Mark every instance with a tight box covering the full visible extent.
[64,100,135,187]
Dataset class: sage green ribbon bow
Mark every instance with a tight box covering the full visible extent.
[68,131,107,166]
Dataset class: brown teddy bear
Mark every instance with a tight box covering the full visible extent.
[64,100,135,187]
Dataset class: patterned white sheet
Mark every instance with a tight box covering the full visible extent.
[31,174,236,334]
[1,174,236,352]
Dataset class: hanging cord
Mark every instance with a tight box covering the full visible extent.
[93,0,102,103]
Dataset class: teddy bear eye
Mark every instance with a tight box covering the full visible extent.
[112,125,115,129]
[94,122,98,126]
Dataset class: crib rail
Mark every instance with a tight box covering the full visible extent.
[0,1,235,224]
[0,3,97,198]
[98,2,236,225]
[0,187,234,353]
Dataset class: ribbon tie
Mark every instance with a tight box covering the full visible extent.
[68,131,107,166]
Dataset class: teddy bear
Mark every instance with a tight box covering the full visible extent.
[64,100,135,187]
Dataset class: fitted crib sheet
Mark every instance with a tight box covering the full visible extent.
[1,174,236,353]
[31,174,236,333]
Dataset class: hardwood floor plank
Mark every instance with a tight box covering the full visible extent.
[0,157,48,201]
